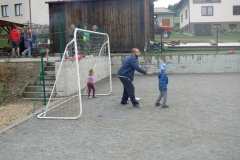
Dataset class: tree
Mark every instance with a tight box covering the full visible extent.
[168,3,180,17]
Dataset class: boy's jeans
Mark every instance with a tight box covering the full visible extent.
[156,90,167,104]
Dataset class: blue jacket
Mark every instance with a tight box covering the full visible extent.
[158,71,168,91]
[118,55,147,81]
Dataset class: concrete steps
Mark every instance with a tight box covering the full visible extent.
[22,92,52,98]
[22,61,56,101]
[25,85,54,92]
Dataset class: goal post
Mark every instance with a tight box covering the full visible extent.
[37,28,112,120]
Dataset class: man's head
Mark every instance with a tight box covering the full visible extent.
[28,28,32,33]
[70,24,75,30]
[132,48,140,58]
[93,25,97,31]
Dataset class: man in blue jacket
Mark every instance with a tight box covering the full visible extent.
[118,48,153,108]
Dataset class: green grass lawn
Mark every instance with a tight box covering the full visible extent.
[0,34,10,47]
[0,39,10,48]
[155,32,240,43]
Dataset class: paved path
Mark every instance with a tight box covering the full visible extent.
[0,56,60,63]
[1,74,240,160]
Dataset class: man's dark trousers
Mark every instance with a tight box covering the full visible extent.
[119,77,139,106]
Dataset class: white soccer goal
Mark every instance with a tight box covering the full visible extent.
[38,28,112,119]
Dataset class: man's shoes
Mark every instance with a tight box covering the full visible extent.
[155,102,161,106]
[133,104,141,108]
[93,96,98,98]
[135,97,140,101]
[162,104,169,108]
[120,102,128,105]
[128,97,140,101]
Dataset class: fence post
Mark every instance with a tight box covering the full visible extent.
[161,32,163,54]
[41,53,47,105]
[58,13,63,60]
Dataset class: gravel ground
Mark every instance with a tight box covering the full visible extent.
[0,73,240,160]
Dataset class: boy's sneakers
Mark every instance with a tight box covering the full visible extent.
[93,96,98,98]
[133,104,141,108]
[162,104,169,108]
[155,102,161,106]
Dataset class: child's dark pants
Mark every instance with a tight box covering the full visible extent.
[87,83,95,97]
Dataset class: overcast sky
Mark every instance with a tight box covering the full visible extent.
[154,0,180,8]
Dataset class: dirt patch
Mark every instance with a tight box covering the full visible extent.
[0,62,40,103]
[0,100,42,129]
[0,62,42,129]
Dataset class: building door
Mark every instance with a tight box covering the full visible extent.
[162,19,170,26]
[194,24,211,36]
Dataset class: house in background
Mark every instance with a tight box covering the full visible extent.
[174,17,180,28]
[178,0,240,36]
[154,7,175,28]
[0,0,59,27]
[47,0,155,53]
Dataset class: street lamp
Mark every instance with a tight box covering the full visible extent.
[213,25,220,53]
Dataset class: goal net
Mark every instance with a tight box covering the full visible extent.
[38,28,112,119]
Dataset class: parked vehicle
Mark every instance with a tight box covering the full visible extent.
[154,16,171,38]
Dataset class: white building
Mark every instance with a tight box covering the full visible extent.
[179,0,240,36]
[154,7,175,28]
[0,0,58,26]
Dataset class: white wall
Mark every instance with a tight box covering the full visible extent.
[30,0,49,25]
[55,57,110,97]
[190,0,240,23]
[111,54,240,74]
[0,0,30,24]
[180,1,190,29]
[156,14,174,28]
[0,0,55,25]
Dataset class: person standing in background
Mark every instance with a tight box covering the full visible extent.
[28,28,37,51]
[69,24,76,42]
[9,26,20,58]
[21,29,32,58]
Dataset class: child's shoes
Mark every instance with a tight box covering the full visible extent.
[155,102,161,106]
[162,104,169,108]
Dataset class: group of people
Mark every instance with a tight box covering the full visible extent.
[9,26,36,58]
[87,48,169,109]
[68,24,99,57]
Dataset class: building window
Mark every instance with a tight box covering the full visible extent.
[185,10,187,19]
[229,24,237,29]
[1,5,9,17]
[193,0,221,4]
[181,14,183,23]
[202,6,213,16]
[15,4,22,16]
[233,6,240,15]
[213,24,221,29]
